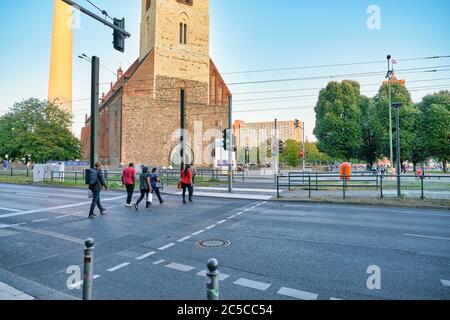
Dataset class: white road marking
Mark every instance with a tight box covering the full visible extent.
[196,270,230,281]
[0,196,124,219]
[68,275,101,289]
[234,278,271,291]
[277,287,318,300]
[158,243,176,250]
[441,279,450,287]
[404,234,450,241]
[177,236,191,242]
[153,259,165,265]
[393,211,450,218]
[205,225,216,230]
[191,230,205,236]
[0,207,22,213]
[54,215,72,219]
[32,219,49,223]
[196,187,278,193]
[227,215,236,219]
[236,212,244,216]
[136,252,156,260]
[165,263,195,272]
[175,191,272,201]
[330,297,343,300]
[0,223,27,229]
[16,193,49,198]
[244,209,251,212]
[107,263,130,272]
[217,220,227,225]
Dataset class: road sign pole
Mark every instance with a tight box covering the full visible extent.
[82,238,95,300]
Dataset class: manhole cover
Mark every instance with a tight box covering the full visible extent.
[196,239,230,248]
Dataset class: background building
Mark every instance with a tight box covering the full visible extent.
[233,120,303,149]
[81,0,230,168]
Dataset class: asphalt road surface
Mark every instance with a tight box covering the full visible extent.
[0,183,449,300]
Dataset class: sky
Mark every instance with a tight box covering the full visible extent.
[0,0,450,141]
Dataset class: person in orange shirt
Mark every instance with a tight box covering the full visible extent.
[340,160,352,180]
[180,164,194,204]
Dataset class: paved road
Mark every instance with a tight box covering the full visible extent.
[0,183,449,300]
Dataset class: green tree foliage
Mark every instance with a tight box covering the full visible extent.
[304,142,332,165]
[0,98,81,164]
[314,80,362,161]
[280,139,301,167]
[372,83,418,163]
[418,91,450,172]
[358,96,382,166]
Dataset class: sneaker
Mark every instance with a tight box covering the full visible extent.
[134,204,139,211]
[100,209,107,215]
[125,203,132,207]
[89,213,97,219]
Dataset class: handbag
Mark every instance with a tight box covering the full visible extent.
[177,181,183,189]
[146,192,153,203]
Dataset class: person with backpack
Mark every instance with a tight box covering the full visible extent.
[150,167,165,205]
[134,167,152,211]
[87,162,108,219]
[122,163,136,207]
[180,164,194,204]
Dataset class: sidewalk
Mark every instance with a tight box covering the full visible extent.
[0,281,35,300]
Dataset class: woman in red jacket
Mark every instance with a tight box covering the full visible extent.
[180,164,194,204]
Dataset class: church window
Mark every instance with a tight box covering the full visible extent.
[146,0,151,11]
[179,23,183,44]
[180,22,188,44]
[184,24,188,44]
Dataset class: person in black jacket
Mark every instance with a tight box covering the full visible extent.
[89,162,108,219]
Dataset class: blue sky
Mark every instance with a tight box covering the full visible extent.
[1,0,450,140]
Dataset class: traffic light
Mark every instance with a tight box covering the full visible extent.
[299,150,304,158]
[294,119,300,129]
[279,140,284,153]
[113,18,125,53]
[233,135,237,152]
[223,129,228,150]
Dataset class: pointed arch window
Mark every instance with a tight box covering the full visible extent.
[180,22,188,45]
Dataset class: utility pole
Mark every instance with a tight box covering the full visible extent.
[180,89,186,168]
[302,122,306,172]
[90,56,100,169]
[386,55,394,172]
[228,96,233,193]
[392,102,403,198]
[274,119,279,177]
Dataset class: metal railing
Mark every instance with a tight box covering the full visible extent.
[276,172,450,200]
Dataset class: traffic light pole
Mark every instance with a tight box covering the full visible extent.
[302,122,306,172]
[274,119,279,178]
[62,0,130,37]
[90,56,99,169]
[228,96,233,193]
[180,89,186,168]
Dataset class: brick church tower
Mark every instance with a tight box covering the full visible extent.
[81,0,230,168]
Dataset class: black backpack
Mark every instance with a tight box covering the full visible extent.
[85,168,98,186]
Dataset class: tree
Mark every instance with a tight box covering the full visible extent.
[314,80,362,161]
[359,96,382,167]
[280,139,301,167]
[372,83,418,165]
[0,98,81,164]
[304,141,332,165]
[418,91,450,172]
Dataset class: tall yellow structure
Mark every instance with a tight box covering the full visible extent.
[48,0,73,115]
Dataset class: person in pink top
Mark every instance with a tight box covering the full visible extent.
[122,163,136,207]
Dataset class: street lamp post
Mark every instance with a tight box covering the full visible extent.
[386,55,394,172]
[392,102,403,198]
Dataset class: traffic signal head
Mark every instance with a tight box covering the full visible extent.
[279,140,283,153]
[113,18,125,53]
[294,119,300,129]
[223,129,228,150]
